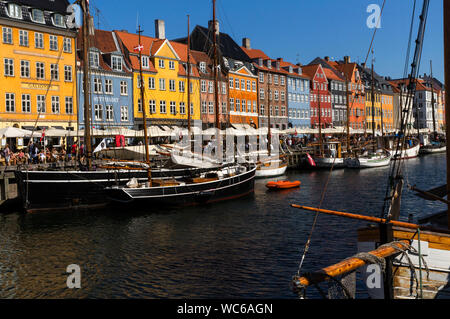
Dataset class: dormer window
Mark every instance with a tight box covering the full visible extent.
[259,58,263,67]
[31,9,45,24]
[90,51,99,68]
[200,62,206,73]
[298,67,302,75]
[7,3,22,19]
[112,56,123,71]
[276,61,280,70]
[52,14,66,28]
[267,60,272,69]
[141,56,149,69]
[289,66,293,73]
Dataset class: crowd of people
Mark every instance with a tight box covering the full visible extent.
[0,142,87,166]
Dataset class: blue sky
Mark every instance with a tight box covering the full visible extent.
[85,0,445,82]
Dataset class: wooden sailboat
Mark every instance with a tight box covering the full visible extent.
[104,1,256,208]
[291,0,450,299]
[344,56,392,168]
[420,60,447,154]
[255,69,288,177]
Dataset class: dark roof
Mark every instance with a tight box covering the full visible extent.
[0,0,72,29]
[173,25,251,63]
[357,64,393,94]
[309,57,346,82]
[11,0,70,14]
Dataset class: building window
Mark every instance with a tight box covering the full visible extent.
[19,30,28,46]
[31,9,45,23]
[208,81,213,93]
[229,77,234,88]
[274,90,279,101]
[235,78,240,89]
[274,75,278,85]
[259,73,264,83]
[236,99,240,112]
[2,27,12,44]
[179,102,186,114]
[37,95,45,113]
[94,105,103,121]
[149,100,156,114]
[281,76,285,86]
[105,79,113,94]
[137,99,142,112]
[120,81,128,95]
[5,93,15,112]
[63,38,72,53]
[281,91,285,102]
[241,79,245,91]
[252,81,256,92]
[253,101,257,113]
[20,60,30,78]
[35,62,45,79]
[121,106,129,122]
[21,94,31,113]
[64,65,72,82]
[90,51,99,68]
[169,60,175,70]
[148,77,155,90]
[169,101,177,115]
[229,98,234,112]
[111,56,122,71]
[201,80,207,92]
[201,101,207,113]
[221,102,227,114]
[7,3,22,19]
[222,82,226,94]
[260,104,265,116]
[247,101,251,113]
[246,80,251,91]
[52,14,65,28]
[169,79,176,92]
[51,96,60,114]
[49,35,58,51]
[200,62,206,73]
[160,100,166,113]
[65,97,73,114]
[158,59,165,69]
[105,105,113,121]
[159,78,166,91]
[179,81,185,93]
[93,78,102,93]
[208,102,214,114]
[35,32,44,48]
[4,58,14,77]
[141,56,149,69]
[260,88,265,100]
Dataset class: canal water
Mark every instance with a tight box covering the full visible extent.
[0,153,446,298]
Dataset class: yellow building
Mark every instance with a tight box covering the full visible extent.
[365,90,394,132]
[0,1,78,131]
[115,28,201,129]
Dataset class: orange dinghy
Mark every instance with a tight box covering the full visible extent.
[266,180,301,190]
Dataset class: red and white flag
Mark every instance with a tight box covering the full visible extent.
[134,44,144,52]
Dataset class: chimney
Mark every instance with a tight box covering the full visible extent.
[242,38,251,49]
[155,19,165,39]
[296,63,302,67]
[324,56,330,61]
[208,20,219,35]
[343,56,351,64]
[276,58,281,70]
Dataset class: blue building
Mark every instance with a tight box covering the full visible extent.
[77,29,133,130]
[283,62,311,130]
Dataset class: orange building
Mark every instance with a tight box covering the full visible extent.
[226,59,259,128]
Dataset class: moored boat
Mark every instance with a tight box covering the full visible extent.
[344,150,392,169]
[266,180,301,190]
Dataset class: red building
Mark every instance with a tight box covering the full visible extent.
[302,64,332,128]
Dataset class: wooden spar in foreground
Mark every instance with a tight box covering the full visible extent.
[293,240,410,288]
[291,204,420,229]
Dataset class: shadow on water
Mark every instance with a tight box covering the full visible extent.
[0,153,447,298]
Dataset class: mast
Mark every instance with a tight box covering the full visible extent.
[371,59,376,153]
[212,0,220,130]
[345,76,350,153]
[137,25,152,186]
[444,0,450,230]
[187,15,191,135]
[380,90,384,137]
[318,71,323,156]
[429,60,437,139]
[81,0,92,170]
[267,70,271,157]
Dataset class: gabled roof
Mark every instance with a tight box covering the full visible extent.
[301,64,324,80]
[76,29,131,74]
[279,60,310,79]
[12,0,70,14]
[115,30,158,58]
[173,25,251,63]
[309,57,345,82]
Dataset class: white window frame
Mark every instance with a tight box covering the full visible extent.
[20,60,30,78]
[120,81,128,95]
[63,38,72,53]
[121,106,129,122]
[51,96,60,114]
[35,32,44,49]
[21,94,31,113]
[19,30,28,47]
[2,27,12,44]
[5,93,15,112]
[105,79,113,94]
[65,97,73,114]
[37,95,45,113]
[105,105,113,121]
[49,35,58,51]
[4,58,14,77]
[64,65,72,82]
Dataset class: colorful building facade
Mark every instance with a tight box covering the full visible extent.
[115,24,201,130]
[77,29,133,129]
[0,0,77,131]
